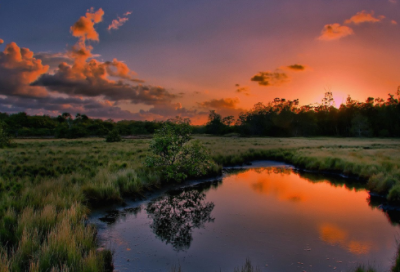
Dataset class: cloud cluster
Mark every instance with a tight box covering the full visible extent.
[0,8,186,122]
[108,11,132,31]
[318,10,388,41]
[31,8,177,106]
[0,39,4,44]
[0,42,49,97]
[318,23,354,41]
[250,71,289,86]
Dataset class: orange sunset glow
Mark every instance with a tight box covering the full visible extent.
[0,1,399,124]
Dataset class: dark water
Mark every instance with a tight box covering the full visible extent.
[93,162,400,272]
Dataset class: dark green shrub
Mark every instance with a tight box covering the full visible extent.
[105,130,121,142]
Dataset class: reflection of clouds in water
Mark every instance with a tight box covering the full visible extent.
[319,223,372,255]
[319,223,347,244]
[247,167,304,203]
[347,241,372,255]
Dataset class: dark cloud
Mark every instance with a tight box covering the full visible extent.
[32,62,177,105]
[197,97,240,109]
[34,52,74,71]
[236,85,250,96]
[0,95,140,120]
[287,64,305,71]
[250,71,289,86]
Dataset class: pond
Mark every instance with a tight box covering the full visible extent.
[93,161,400,272]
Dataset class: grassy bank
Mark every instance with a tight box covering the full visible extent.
[0,137,399,271]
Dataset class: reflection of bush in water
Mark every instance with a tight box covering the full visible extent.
[146,189,215,251]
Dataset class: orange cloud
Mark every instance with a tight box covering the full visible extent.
[0,42,49,97]
[105,59,143,82]
[198,97,240,109]
[70,8,104,42]
[345,10,385,25]
[0,39,4,44]
[251,71,289,86]
[318,23,354,41]
[391,20,398,25]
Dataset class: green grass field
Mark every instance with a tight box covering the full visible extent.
[1,136,400,271]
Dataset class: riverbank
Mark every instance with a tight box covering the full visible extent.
[0,137,399,271]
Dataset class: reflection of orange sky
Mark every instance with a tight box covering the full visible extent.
[233,168,378,255]
[234,168,370,214]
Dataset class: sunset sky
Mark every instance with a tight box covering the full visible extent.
[0,0,399,124]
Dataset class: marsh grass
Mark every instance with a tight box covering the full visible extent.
[1,137,399,271]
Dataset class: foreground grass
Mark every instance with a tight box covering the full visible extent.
[0,136,400,271]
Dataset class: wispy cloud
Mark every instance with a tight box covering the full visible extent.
[108,11,132,31]
[0,39,4,44]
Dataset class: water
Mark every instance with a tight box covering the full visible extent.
[93,161,400,272]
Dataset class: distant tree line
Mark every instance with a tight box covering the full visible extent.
[205,92,400,137]
[0,112,163,139]
[1,91,399,139]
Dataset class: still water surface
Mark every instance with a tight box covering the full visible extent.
[94,162,400,272]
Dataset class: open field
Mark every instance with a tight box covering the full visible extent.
[1,136,400,271]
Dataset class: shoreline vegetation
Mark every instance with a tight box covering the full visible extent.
[1,135,400,271]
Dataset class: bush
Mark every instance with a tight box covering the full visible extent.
[0,122,12,148]
[145,119,215,182]
[388,184,400,203]
[105,130,121,142]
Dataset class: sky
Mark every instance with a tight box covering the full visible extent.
[0,0,399,124]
